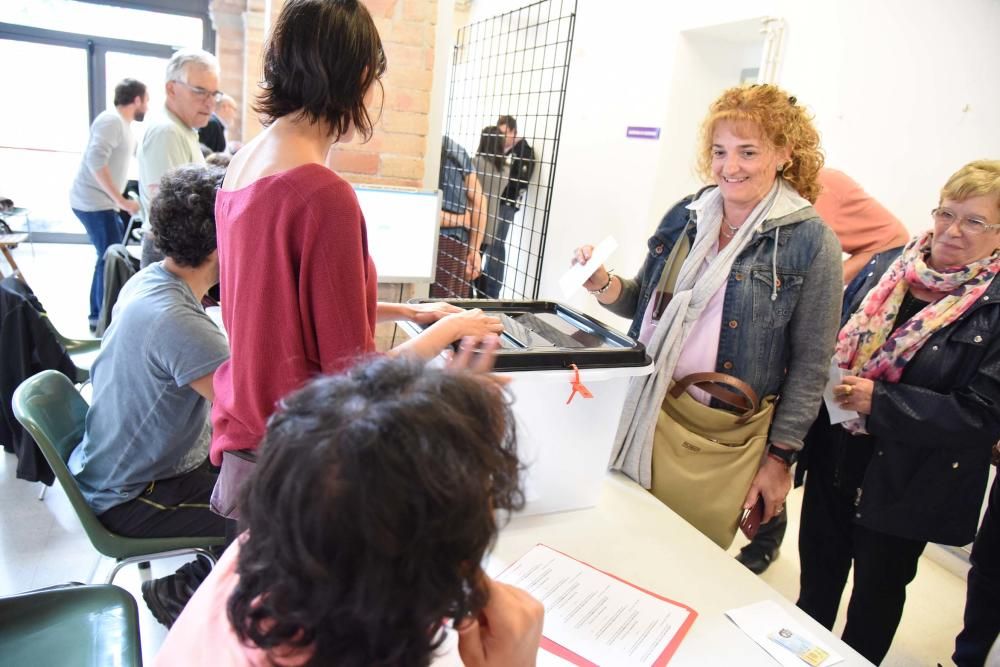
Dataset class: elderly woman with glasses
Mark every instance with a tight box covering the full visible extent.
[796,160,1000,665]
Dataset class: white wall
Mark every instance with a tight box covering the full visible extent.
[461,0,1000,331]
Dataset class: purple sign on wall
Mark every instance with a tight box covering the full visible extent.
[626,126,661,140]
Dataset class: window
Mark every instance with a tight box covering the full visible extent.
[0,1,211,238]
[0,0,202,48]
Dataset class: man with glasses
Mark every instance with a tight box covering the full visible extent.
[137,48,222,266]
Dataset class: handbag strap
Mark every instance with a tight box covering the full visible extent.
[651,220,693,319]
[669,372,761,421]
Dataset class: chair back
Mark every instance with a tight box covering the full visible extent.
[0,583,142,666]
[11,370,128,557]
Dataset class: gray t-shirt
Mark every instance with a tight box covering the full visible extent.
[69,263,230,513]
[69,109,134,212]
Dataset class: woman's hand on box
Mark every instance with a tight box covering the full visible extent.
[408,301,464,325]
[437,308,504,342]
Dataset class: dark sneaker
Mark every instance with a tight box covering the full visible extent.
[140,576,186,628]
[735,547,780,575]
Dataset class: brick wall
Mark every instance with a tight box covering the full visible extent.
[331,0,438,189]
[209,0,247,142]
[212,0,438,190]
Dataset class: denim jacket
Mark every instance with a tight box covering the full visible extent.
[603,189,843,449]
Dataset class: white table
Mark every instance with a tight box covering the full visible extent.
[492,472,872,666]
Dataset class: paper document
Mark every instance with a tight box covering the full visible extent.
[560,237,618,298]
[823,360,859,425]
[496,544,696,666]
[726,600,843,667]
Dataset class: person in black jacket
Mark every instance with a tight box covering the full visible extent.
[474,115,535,298]
[796,159,1000,664]
[954,442,1000,667]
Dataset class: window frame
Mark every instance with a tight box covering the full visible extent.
[0,0,214,124]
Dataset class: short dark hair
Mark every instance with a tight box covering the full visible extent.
[477,125,506,171]
[113,78,146,106]
[255,0,386,141]
[229,357,524,666]
[497,114,517,133]
[150,165,224,267]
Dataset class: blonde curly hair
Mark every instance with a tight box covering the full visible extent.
[696,84,825,203]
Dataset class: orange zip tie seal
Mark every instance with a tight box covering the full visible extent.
[566,363,594,405]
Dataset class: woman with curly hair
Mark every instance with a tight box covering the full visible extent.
[573,84,842,547]
[155,356,543,666]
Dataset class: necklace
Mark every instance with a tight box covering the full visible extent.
[720,218,740,238]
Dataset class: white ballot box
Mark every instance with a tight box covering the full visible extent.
[403,300,654,515]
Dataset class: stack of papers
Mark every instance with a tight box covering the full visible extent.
[496,544,697,666]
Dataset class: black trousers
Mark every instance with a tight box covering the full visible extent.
[99,460,234,592]
[954,474,1000,667]
[797,450,926,665]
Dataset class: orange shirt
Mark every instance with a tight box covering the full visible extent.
[814,168,910,283]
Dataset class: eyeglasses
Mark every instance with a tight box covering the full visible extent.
[172,80,224,103]
[932,208,1000,235]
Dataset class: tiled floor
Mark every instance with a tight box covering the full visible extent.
[0,242,974,666]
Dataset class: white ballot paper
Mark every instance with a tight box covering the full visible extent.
[823,360,859,425]
[726,600,843,667]
[496,544,696,666]
[560,236,619,298]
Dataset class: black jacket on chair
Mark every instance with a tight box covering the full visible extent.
[801,262,1000,546]
[96,244,139,337]
[0,277,77,484]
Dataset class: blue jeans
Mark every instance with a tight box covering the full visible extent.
[474,202,515,299]
[72,208,124,323]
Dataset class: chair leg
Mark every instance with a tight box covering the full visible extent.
[37,483,46,501]
[105,548,219,585]
[87,554,103,585]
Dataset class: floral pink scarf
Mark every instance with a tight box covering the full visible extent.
[835,231,1000,433]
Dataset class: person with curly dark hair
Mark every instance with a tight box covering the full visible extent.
[156,356,544,666]
[210,0,503,521]
[149,164,224,267]
[69,164,232,628]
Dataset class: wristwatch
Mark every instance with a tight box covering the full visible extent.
[766,443,799,467]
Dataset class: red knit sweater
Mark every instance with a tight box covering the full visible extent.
[210,164,378,463]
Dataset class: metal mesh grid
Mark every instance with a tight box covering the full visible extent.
[431,0,576,300]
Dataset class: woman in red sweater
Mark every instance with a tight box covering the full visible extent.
[210,0,501,518]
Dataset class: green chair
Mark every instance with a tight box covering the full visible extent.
[0,583,142,667]
[12,370,225,584]
[42,312,100,382]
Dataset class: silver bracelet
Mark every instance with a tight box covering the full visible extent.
[589,270,615,295]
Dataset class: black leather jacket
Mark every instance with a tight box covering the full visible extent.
[802,252,1000,546]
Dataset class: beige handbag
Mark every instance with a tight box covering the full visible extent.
[650,372,774,549]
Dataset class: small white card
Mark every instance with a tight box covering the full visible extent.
[725,600,843,667]
[559,236,618,298]
[823,360,859,425]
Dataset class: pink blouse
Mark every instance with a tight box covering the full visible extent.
[639,241,726,405]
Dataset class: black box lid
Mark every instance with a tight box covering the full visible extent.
[408,299,650,372]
